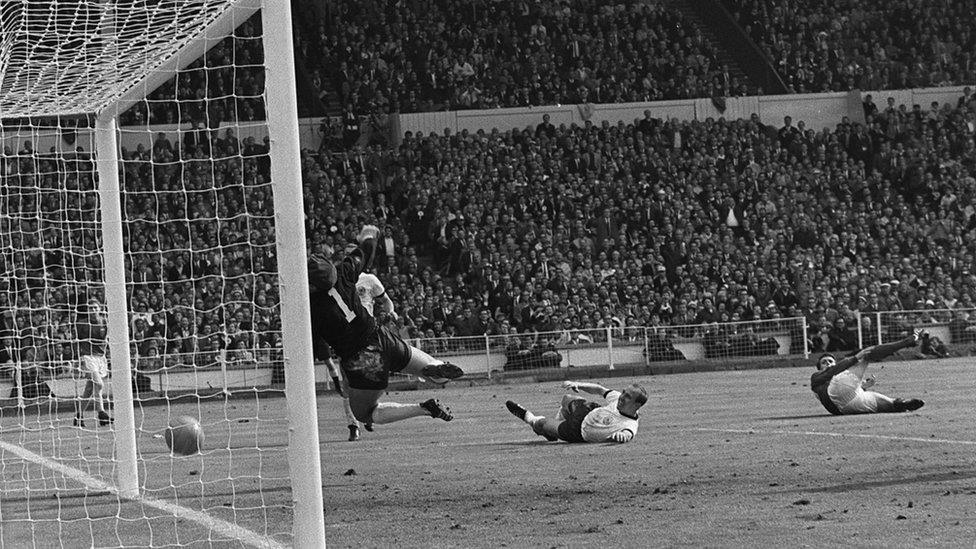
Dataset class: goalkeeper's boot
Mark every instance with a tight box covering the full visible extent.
[363,422,374,432]
[420,362,464,384]
[98,411,114,426]
[348,424,360,442]
[420,399,454,421]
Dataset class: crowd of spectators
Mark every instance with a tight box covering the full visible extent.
[4,88,976,384]
[725,0,976,93]
[119,16,266,128]
[296,0,744,119]
[303,89,976,357]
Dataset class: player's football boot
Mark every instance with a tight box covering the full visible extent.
[348,424,360,442]
[420,362,464,383]
[420,399,454,421]
[73,415,86,428]
[363,422,374,432]
[98,411,114,426]
[505,400,527,420]
[895,398,924,411]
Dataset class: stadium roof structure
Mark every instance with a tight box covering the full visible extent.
[0,0,259,121]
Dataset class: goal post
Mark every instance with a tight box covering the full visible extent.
[1,1,326,546]
[260,0,327,544]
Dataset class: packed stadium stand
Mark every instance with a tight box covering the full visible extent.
[3,0,976,383]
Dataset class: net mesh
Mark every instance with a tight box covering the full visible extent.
[0,0,249,119]
[0,4,297,547]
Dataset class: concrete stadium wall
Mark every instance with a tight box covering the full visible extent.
[397,86,970,136]
[3,86,965,157]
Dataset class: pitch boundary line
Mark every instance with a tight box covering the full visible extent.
[695,427,976,446]
[0,439,285,549]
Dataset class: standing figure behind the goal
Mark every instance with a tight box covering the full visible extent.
[74,298,113,427]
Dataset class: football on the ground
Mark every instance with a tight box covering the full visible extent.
[165,415,205,456]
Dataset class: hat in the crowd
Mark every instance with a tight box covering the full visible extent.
[688,301,698,308]
[890,279,900,285]
[879,282,890,288]
[925,299,935,306]
[344,243,358,254]
[656,264,666,271]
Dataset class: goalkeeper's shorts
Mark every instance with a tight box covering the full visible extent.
[340,325,411,391]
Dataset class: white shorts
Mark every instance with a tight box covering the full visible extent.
[81,355,109,379]
[836,390,884,414]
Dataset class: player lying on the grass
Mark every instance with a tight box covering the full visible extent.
[811,328,926,415]
[308,224,463,428]
[320,269,398,442]
[506,381,648,443]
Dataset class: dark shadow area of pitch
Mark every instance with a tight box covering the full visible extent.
[765,470,976,495]
[758,414,837,421]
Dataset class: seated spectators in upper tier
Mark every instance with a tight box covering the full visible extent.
[725,0,976,93]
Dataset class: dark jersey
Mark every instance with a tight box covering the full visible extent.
[809,356,858,415]
[309,251,377,360]
[77,315,107,356]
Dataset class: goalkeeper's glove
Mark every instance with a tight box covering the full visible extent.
[562,380,580,393]
[610,430,633,443]
[331,377,344,397]
[357,224,380,244]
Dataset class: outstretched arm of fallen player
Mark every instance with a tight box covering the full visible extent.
[562,380,612,397]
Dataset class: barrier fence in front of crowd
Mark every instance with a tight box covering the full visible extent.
[3,309,975,402]
[405,316,809,378]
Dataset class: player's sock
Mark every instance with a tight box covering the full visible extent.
[347,424,360,442]
[506,401,542,424]
[371,402,432,424]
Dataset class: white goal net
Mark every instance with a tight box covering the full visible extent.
[1,1,324,547]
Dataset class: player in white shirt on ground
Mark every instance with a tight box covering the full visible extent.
[329,271,399,441]
[506,381,647,443]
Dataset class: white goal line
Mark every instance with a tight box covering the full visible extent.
[0,439,286,549]
[695,427,976,446]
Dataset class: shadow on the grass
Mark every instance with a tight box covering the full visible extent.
[767,470,976,494]
[758,414,837,421]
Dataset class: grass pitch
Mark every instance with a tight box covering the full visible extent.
[2,358,974,547]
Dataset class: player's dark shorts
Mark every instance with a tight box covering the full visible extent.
[340,325,412,391]
[557,398,600,443]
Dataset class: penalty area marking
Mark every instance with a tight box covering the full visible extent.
[695,427,976,447]
[0,439,286,549]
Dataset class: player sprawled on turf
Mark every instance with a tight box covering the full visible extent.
[74,298,113,427]
[811,329,926,415]
[308,224,463,429]
[506,381,647,443]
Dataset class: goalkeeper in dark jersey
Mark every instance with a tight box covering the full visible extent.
[308,225,462,427]
[811,329,925,415]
